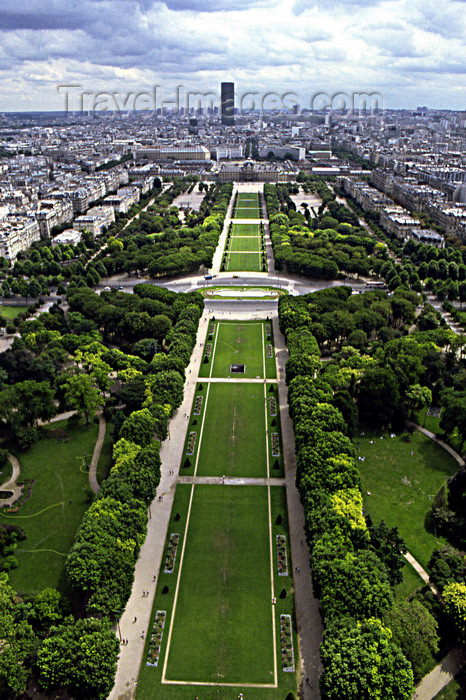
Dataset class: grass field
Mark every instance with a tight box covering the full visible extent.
[233,193,261,219]
[229,236,261,252]
[210,322,265,378]
[0,418,111,594]
[165,485,274,684]
[356,430,458,575]
[231,223,261,237]
[137,485,298,700]
[225,252,265,272]
[198,321,276,380]
[0,305,28,320]
[196,383,267,478]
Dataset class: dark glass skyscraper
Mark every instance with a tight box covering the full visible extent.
[221,82,235,126]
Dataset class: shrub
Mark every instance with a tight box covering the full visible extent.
[276,514,283,525]
[280,588,287,599]
[174,513,181,522]
[162,585,169,595]
[183,458,191,469]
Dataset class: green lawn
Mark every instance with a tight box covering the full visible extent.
[233,208,261,219]
[0,418,108,594]
[0,305,28,320]
[225,252,265,272]
[209,322,266,378]
[165,485,274,684]
[196,383,267,478]
[137,485,298,699]
[229,236,261,252]
[231,223,261,237]
[356,430,458,575]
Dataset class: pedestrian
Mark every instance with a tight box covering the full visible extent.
[134,616,137,623]
[300,539,303,545]
[153,575,156,581]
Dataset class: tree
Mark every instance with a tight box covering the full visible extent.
[443,581,466,641]
[0,380,56,430]
[383,600,439,680]
[440,389,466,451]
[0,573,37,695]
[64,374,101,425]
[320,618,414,700]
[119,408,155,447]
[367,519,406,585]
[406,384,432,420]
[357,367,400,428]
[37,617,119,700]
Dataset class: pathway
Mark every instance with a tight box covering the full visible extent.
[0,454,24,507]
[412,423,465,466]
[403,552,440,597]
[412,646,466,700]
[176,475,286,486]
[88,411,106,494]
[273,314,323,698]
[108,313,210,700]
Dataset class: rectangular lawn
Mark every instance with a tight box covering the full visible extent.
[197,383,267,478]
[229,237,261,252]
[231,223,260,237]
[210,322,265,378]
[226,252,264,272]
[164,484,274,685]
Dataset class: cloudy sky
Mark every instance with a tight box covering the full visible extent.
[0,0,465,112]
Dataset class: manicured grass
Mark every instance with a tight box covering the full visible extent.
[231,223,261,237]
[164,485,274,684]
[356,430,458,573]
[0,305,28,320]
[0,418,101,595]
[225,252,264,272]
[229,236,261,252]
[137,485,297,699]
[196,383,267,478]
[210,322,265,378]
[233,208,261,219]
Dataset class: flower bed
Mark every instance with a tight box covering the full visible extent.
[164,533,179,573]
[186,431,197,455]
[193,395,203,415]
[265,323,271,337]
[209,322,215,335]
[271,433,280,457]
[276,534,288,576]
[146,610,166,667]
[205,343,212,358]
[280,614,295,672]
[266,344,273,359]
[269,397,277,416]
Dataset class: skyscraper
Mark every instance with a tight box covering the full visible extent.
[221,82,235,126]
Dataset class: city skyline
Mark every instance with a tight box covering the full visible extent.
[0,0,465,112]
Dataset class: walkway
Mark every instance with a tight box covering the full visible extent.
[0,454,24,507]
[413,646,466,700]
[88,411,106,494]
[108,313,211,700]
[176,475,286,486]
[403,552,440,597]
[412,423,465,467]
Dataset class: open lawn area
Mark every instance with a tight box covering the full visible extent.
[137,485,297,699]
[229,236,261,252]
[0,417,112,594]
[0,305,28,320]
[356,429,458,577]
[209,321,265,378]
[231,223,261,237]
[233,208,261,219]
[225,251,265,272]
[196,383,267,478]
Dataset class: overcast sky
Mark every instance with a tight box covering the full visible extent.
[0,0,465,112]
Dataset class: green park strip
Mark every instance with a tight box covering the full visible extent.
[0,418,112,594]
[208,321,265,378]
[199,286,287,302]
[356,429,458,581]
[231,222,261,237]
[137,484,298,700]
[225,251,264,272]
[229,236,262,252]
[164,484,275,685]
[233,208,261,219]
[195,383,267,478]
